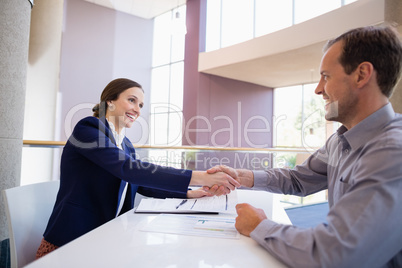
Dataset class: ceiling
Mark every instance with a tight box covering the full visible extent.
[83,0,186,19]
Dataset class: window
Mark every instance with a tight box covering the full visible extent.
[274,83,327,149]
[255,0,292,37]
[205,0,358,52]
[294,0,341,24]
[274,83,340,206]
[149,5,186,167]
[220,0,254,48]
[150,6,186,147]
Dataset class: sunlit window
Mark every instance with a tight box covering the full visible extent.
[274,83,340,206]
[150,5,186,145]
[255,0,292,37]
[149,5,186,167]
[274,83,327,149]
[221,0,254,47]
[294,0,341,24]
[206,0,359,52]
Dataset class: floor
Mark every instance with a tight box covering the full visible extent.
[0,202,329,268]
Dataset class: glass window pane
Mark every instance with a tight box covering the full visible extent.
[147,150,169,166]
[150,113,168,145]
[294,0,341,24]
[206,0,222,52]
[168,112,183,146]
[169,62,184,111]
[255,0,292,37]
[150,66,170,105]
[171,5,186,62]
[152,11,172,67]
[301,83,326,149]
[274,86,303,147]
[150,103,170,115]
[344,0,357,4]
[221,0,254,48]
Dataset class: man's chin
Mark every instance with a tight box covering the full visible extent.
[325,112,338,122]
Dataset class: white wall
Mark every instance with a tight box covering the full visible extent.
[21,0,64,185]
[21,0,154,185]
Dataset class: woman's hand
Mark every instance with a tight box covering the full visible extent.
[202,185,229,196]
[187,188,213,198]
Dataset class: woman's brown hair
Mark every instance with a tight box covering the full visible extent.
[92,78,143,118]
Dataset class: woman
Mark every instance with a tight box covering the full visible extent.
[36,78,239,258]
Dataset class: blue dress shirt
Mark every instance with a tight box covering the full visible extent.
[252,103,402,268]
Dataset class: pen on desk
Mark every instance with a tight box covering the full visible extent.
[176,199,188,209]
[190,199,197,209]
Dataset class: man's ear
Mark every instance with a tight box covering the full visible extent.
[355,62,374,88]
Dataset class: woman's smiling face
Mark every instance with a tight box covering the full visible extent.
[106,87,144,133]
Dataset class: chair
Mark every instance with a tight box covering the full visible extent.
[2,181,59,268]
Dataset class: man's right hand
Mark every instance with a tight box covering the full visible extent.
[207,165,254,188]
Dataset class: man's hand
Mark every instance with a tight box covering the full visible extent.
[235,203,267,237]
[189,171,241,195]
[207,165,239,181]
[207,165,254,188]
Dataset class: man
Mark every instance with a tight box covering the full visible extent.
[208,26,402,267]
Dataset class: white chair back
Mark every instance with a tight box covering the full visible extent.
[2,181,59,268]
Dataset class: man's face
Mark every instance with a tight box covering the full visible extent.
[315,41,358,129]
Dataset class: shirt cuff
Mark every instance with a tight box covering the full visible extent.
[250,218,278,244]
[252,170,268,189]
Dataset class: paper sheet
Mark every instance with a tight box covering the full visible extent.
[140,214,240,239]
[135,190,238,214]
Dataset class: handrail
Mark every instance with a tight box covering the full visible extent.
[22,140,315,153]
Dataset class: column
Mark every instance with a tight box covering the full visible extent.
[0,0,32,240]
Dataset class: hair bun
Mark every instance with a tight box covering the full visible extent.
[92,104,100,112]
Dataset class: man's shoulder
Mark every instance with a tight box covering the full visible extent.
[384,113,402,132]
[376,114,402,147]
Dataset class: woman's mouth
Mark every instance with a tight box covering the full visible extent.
[126,113,136,121]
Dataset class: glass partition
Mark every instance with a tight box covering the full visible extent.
[22,141,326,207]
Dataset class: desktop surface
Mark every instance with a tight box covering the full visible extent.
[26,189,290,268]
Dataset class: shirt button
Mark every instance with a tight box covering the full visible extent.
[344,149,349,153]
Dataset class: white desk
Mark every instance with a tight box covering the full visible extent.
[26,189,291,268]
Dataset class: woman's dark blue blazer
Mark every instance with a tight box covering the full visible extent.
[43,116,192,247]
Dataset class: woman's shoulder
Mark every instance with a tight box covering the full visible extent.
[77,116,101,125]
[67,116,109,145]
[74,116,109,130]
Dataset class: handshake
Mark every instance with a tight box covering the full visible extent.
[187,165,254,198]
[188,165,267,237]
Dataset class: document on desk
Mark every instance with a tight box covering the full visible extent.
[140,214,240,239]
[135,190,237,214]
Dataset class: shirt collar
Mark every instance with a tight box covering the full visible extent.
[339,103,395,151]
[105,119,125,148]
